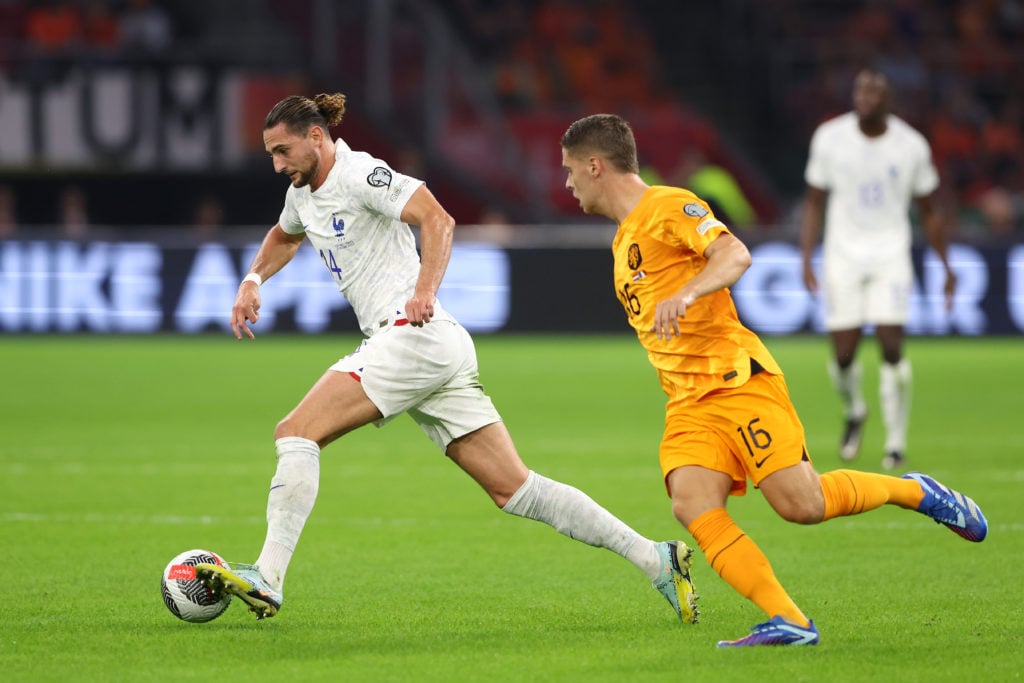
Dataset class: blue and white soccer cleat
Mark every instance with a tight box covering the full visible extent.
[717,615,820,647]
[902,472,988,542]
[195,562,282,620]
[652,541,699,624]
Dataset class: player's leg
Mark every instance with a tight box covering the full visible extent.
[876,323,911,469]
[868,252,914,469]
[660,386,814,638]
[762,462,987,541]
[823,254,869,461]
[762,462,920,521]
[754,368,987,536]
[828,327,868,461]
[276,369,384,446]
[750,367,972,533]
[733,370,896,528]
[669,459,811,627]
[444,420,699,623]
[447,421,661,569]
[409,321,698,620]
[261,370,383,581]
[669,464,818,646]
[716,456,950,647]
[413,321,665,583]
[250,320,478,595]
[197,370,381,618]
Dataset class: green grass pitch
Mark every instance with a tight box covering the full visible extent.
[1,333,1021,682]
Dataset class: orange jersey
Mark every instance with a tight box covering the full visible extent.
[612,186,781,405]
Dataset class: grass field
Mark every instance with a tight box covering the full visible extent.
[2,333,1021,682]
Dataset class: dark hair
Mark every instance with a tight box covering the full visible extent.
[264,93,347,134]
[560,114,639,174]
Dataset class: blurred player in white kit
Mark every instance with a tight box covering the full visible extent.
[800,69,956,471]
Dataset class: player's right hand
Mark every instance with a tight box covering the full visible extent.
[802,262,818,293]
[231,281,261,340]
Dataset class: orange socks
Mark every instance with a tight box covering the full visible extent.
[685,473,925,626]
[819,469,925,521]
[687,508,809,627]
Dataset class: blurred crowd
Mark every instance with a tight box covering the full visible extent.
[0,0,1021,241]
[446,0,672,114]
[768,0,1023,240]
[446,0,1023,240]
[0,0,174,73]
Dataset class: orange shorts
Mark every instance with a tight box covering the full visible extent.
[659,370,810,496]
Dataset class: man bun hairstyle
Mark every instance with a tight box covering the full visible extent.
[264,93,347,134]
[561,114,639,174]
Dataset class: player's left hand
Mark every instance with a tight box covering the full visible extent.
[944,271,957,311]
[651,293,696,340]
[404,292,435,327]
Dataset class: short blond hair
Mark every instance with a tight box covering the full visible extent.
[561,114,639,174]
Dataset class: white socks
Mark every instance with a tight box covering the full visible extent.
[828,359,867,420]
[829,358,912,452]
[880,359,912,452]
[501,470,661,580]
[255,436,321,592]
[253,451,664,589]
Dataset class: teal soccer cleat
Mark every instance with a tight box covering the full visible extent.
[717,616,820,647]
[903,472,988,542]
[195,562,283,620]
[652,541,699,624]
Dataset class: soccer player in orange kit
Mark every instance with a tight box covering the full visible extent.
[559,113,987,647]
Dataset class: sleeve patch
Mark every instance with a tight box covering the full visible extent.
[367,167,393,188]
[683,202,708,218]
[388,177,412,203]
[696,218,725,235]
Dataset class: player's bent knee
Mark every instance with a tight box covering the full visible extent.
[482,471,530,509]
[273,415,314,442]
[273,418,295,441]
[774,498,825,525]
[671,498,715,528]
[492,491,515,509]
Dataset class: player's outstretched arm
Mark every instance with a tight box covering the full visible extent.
[799,185,827,293]
[231,224,305,340]
[916,193,956,310]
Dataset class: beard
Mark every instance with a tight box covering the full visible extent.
[286,158,319,188]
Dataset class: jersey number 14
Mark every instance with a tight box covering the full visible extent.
[319,249,343,281]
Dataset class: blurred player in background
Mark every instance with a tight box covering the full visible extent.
[195,93,699,624]
[800,68,956,470]
[559,113,985,647]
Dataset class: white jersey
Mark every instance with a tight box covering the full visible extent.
[278,139,426,336]
[804,112,938,261]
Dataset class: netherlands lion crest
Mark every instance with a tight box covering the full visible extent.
[627,243,642,270]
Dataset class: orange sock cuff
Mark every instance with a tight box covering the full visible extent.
[686,508,741,562]
[819,469,925,521]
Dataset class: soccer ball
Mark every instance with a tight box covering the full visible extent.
[161,549,233,623]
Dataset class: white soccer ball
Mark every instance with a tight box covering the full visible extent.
[161,548,233,623]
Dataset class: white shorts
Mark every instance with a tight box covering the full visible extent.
[330,319,502,450]
[822,250,913,330]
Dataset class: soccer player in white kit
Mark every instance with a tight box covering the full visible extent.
[800,69,956,471]
[194,93,699,623]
